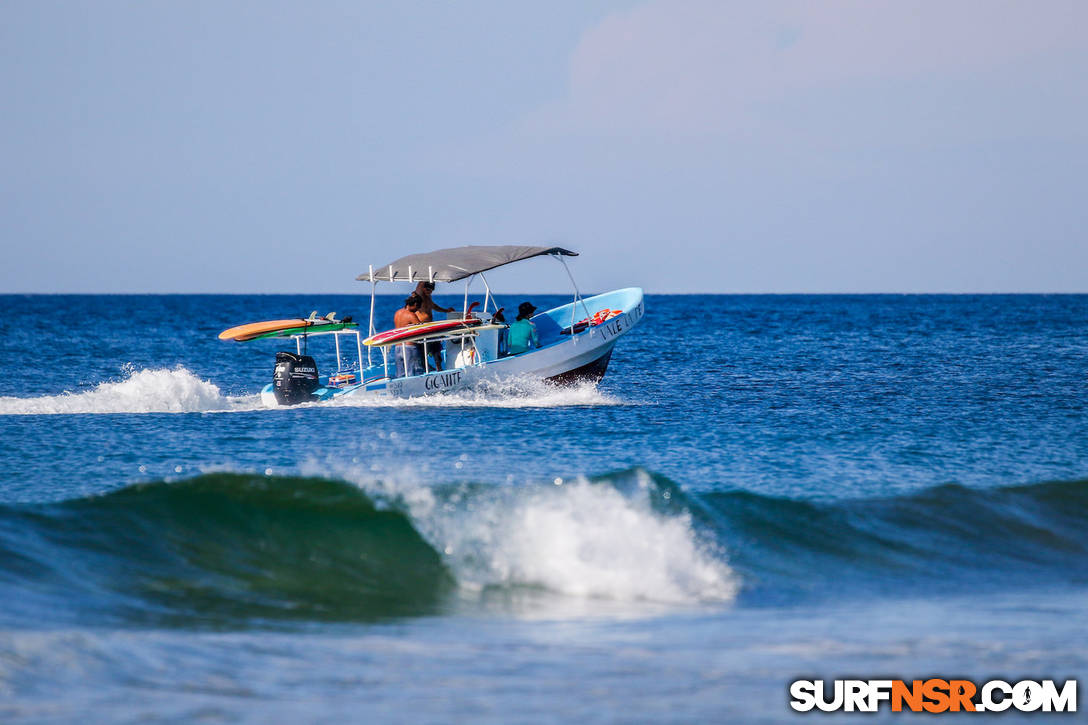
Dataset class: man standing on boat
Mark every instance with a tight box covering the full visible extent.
[413,281,455,321]
[413,281,454,370]
[394,294,425,377]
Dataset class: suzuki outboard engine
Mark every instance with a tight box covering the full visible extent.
[272,351,319,405]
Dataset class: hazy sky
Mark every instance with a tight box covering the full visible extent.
[2,1,1086,294]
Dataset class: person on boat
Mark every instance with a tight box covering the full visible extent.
[413,281,454,371]
[492,307,508,356]
[506,302,539,355]
[413,281,455,322]
[393,294,424,378]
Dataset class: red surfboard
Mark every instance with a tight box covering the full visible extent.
[364,318,483,347]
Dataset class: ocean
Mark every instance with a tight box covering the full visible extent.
[1,293,1086,722]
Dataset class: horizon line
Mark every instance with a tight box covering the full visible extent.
[3,290,1088,296]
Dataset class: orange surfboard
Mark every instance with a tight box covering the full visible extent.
[218,319,310,342]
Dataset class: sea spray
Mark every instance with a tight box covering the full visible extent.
[452,475,737,603]
[0,367,254,415]
[0,369,623,415]
[329,375,625,409]
[321,464,739,605]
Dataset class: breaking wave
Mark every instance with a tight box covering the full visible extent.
[388,469,736,604]
[2,469,1084,627]
[0,471,734,627]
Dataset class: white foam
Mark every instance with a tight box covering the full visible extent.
[0,366,625,415]
[330,465,738,606]
[330,376,623,409]
[0,368,258,415]
[461,478,737,604]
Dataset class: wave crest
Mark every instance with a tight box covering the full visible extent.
[9,467,1080,625]
[0,474,451,624]
[419,472,737,604]
[0,470,737,626]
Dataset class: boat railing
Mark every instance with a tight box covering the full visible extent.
[380,321,504,378]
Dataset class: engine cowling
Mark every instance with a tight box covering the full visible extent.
[272,351,319,405]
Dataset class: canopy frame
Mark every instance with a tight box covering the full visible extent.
[360,244,587,373]
[358,245,578,284]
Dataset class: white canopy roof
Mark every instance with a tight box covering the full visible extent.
[359,245,577,283]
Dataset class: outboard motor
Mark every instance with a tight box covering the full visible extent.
[272,351,319,405]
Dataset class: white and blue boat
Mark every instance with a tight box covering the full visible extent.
[220,245,644,405]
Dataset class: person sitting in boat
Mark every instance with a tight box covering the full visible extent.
[506,302,540,355]
[413,281,454,371]
[492,307,508,356]
[393,294,425,378]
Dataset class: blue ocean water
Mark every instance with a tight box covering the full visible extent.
[1,293,1086,722]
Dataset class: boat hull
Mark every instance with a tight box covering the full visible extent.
[545,348,613,385]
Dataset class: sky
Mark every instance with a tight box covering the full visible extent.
[1,1,1086,294]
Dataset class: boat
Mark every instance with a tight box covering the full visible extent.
[219,245,644,406]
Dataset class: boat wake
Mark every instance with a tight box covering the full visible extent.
[332,375,624,409]
[0,367,259,415]
[0,369,622,415]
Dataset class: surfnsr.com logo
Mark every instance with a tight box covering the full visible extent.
[790,679,1077,713]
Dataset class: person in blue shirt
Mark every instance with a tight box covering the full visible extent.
[506,302,539,355]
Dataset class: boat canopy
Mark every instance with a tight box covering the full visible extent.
[359,245,578,283]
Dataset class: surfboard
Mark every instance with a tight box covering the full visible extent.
[364,318,485,347]
[219,319,307,341]
[245,321,358,341]
[219,319,354,342]
[365,323,506,348]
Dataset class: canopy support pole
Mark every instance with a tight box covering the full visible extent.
[555,255,591,332]
[367,273,376,366]
[480,273,495,316]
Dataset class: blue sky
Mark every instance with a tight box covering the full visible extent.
[2,1,1086,294]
